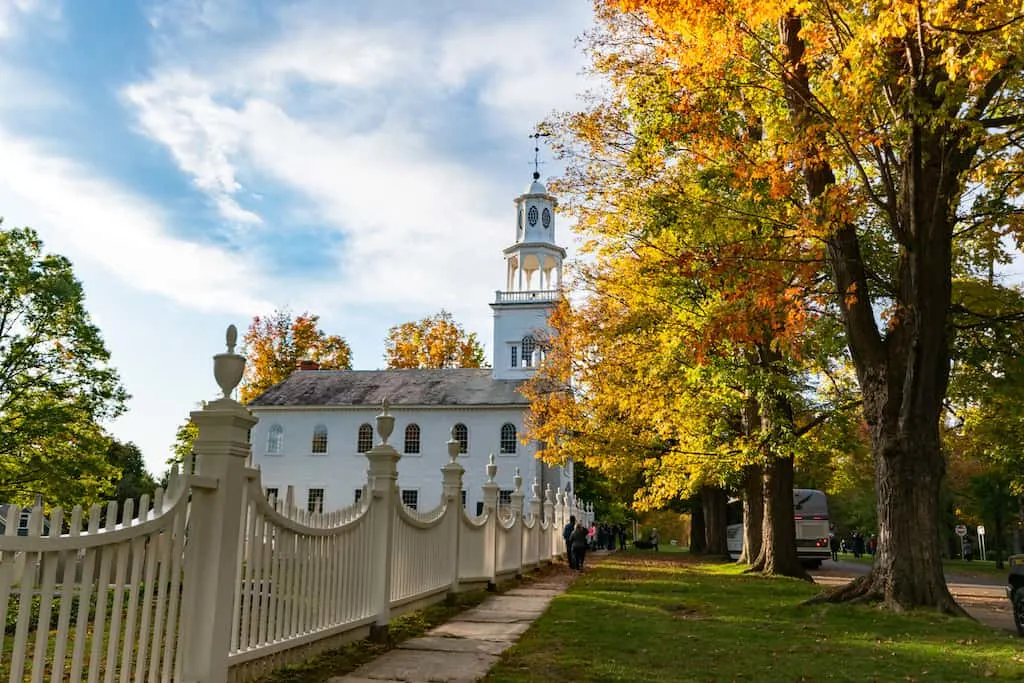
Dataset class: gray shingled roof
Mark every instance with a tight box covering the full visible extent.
[247,369,530,407]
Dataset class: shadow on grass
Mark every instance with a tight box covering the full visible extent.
[485,552,1024,683]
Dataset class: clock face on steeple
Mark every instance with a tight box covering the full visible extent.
[528,206,538,226]
[542,207,551,228]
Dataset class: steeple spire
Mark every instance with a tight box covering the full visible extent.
[490,144,567,380]
[529,130,550,180]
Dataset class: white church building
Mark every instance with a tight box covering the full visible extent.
[248,171,573,516]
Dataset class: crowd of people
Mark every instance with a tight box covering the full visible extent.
[828,529,877,561]
[562,517,653,570]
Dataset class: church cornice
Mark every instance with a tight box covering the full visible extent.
[503,242,567,258]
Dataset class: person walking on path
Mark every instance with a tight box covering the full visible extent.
[563,515,577,568]
[650,528,660,552]
[829,531,839,562]
[570,521,589,571]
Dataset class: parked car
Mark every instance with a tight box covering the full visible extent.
[1009,554,1024,636]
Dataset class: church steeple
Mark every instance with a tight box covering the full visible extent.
[490,169,567,380]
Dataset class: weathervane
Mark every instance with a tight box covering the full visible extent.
[529,129,551,180]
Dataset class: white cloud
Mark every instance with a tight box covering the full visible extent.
[0,127,274,314]
[0,0,59,41]
[121,1,592,315]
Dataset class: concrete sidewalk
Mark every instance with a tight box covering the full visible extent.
[328,569,576,683]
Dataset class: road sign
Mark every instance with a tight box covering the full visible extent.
[977,525,985,536]
[955,524,968,537]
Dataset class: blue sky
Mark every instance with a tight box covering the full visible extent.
[0,0,595,476]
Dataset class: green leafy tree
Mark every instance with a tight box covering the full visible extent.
[0,223,128,507]
[106,439,157,522]
[168,414,200,467]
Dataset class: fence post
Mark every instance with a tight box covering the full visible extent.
[481,454,500,590]
[511,468,525,578]
[180,325,258,683]
[530,479,542,569]
[555,489,566,559]
[544,485,555,559]
[442,429,464,597]
[365,401,401,639]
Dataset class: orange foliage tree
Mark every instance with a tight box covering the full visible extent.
[383,310,486,369]
[579,0,1024,611]
[240,310,352,404]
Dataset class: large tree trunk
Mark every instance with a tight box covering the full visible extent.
[779,13,972,613]
[702,486,729,556]
[689,494,707,554]
[738,465,763,565]
[751,456,808,579]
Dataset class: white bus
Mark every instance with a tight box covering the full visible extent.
[726,488,832,567]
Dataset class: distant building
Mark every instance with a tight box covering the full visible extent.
[248,171,572,514]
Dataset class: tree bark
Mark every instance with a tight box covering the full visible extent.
[689,494,707,554]
[738,464,763,565]
[751,455,809,579]
[702,486,729,556]
[779,13,970,613]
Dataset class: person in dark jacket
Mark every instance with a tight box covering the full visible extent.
[563,515,577,568]
[570,522,589,571]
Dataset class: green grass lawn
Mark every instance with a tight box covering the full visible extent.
[842,553,1013,580]
[485,552,1024,683]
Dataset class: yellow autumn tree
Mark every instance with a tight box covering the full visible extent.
[577,0,1024,612]
[240,310,352,404]
[383,310,486,369]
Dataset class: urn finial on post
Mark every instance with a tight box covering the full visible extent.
[447,426,460,463]
[486,453,497,483]
[376,399,394,445]
[213,324,245,400]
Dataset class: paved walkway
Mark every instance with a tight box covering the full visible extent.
[328,569,576,683]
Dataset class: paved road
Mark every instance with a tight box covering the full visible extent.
[811,559,1016,633]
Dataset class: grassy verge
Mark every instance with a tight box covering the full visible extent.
[843,554,1012,580]
[485,552,1024,682]
[260,563,565,683]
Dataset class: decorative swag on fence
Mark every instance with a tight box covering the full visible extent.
[0,326,593,683]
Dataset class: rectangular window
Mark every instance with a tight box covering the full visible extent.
[401,489,419,510]
[499,489,513,506]
[307,488,325,513]
[354,488,363,504]
[461,490,467,507]
[476,501,484,516]
[265,487,279,502]
[510,345,518,368]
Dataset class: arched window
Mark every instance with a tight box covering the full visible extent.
[311,424,328,454]
[267,424,283,454]
[500,423,517,454]
[404,424,421,454]
[357,423,373,453]
[453,423,468,454]
[521,335,536,367]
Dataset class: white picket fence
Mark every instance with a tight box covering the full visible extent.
[0,327,594,683]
